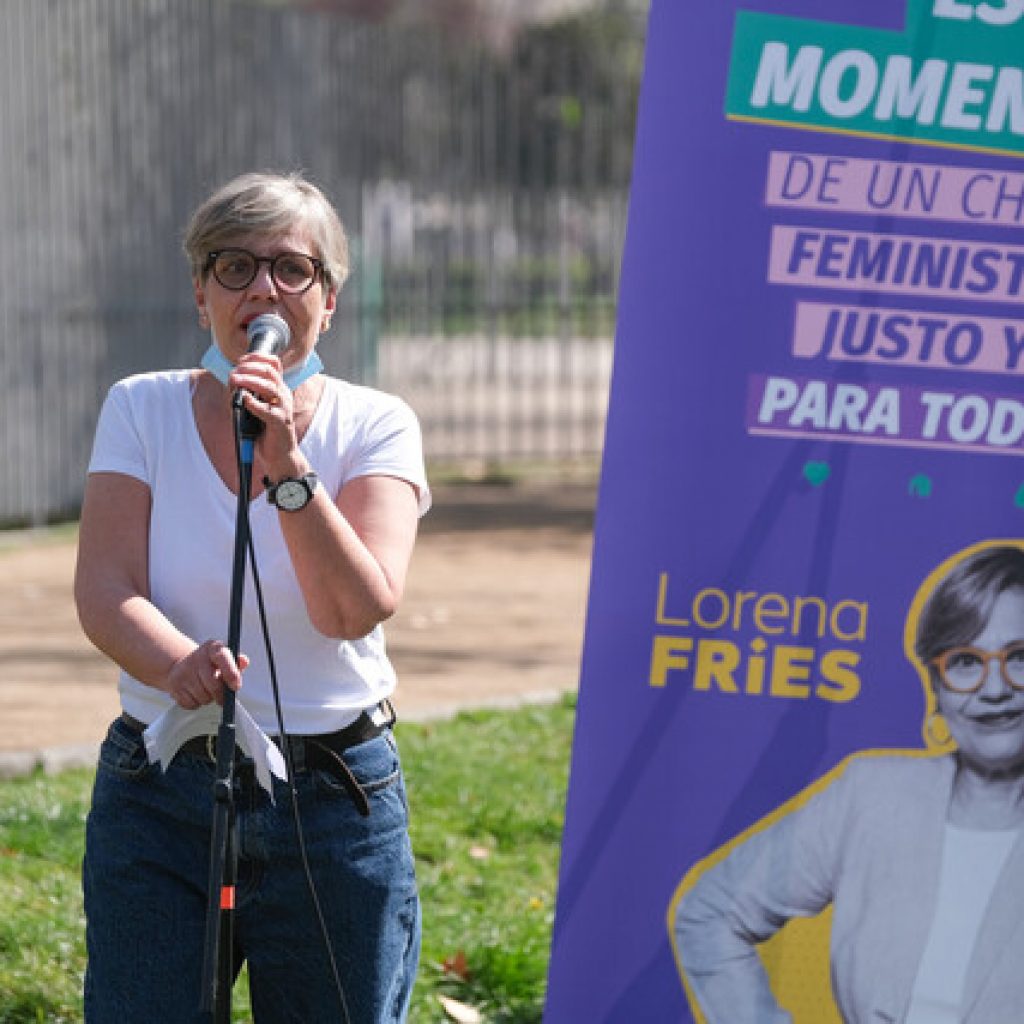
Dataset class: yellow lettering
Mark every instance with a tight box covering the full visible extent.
[793,595,828,639]
[753,593,789,634]
[831,600,869,642]
[650,573,869,705]
[649,635,693,687]
[816,650,862,702]
[770,645,814,698]
[694,640,741,693]
[731,591,758,629]
[655,572,690,626]
[745,637,768,694]
[693,588,730,630]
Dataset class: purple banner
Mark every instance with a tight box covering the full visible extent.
[546,2,1024,1022]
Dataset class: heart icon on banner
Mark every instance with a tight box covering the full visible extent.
[803,461,831,487]
[909,475,933,499]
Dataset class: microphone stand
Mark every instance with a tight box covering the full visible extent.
[199,396,263,1021]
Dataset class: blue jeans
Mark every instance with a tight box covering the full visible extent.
[83,716,420,1023]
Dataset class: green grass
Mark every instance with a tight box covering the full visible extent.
[0,771,91,1023]
[0,697,576,1023]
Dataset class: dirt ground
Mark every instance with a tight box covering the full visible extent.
[0,482,595,765]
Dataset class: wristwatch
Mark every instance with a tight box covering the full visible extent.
[264,472,318,512]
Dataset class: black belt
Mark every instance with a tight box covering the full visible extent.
[120,701,395,817]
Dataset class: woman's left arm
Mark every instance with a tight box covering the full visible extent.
[275,471,420,640]
[232,354,422,640]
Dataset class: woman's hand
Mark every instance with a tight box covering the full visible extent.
[163,641,249,710]
[228,353,301,473]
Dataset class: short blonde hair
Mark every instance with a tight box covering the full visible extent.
[183,171,350,292]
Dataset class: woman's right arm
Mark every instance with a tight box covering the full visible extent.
[74,472,244,709]
[674,832,797,1024]
[673,771,851,1024]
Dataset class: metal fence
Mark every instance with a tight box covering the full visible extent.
[0,0,643,524]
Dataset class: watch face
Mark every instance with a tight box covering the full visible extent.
[275,479,310,511]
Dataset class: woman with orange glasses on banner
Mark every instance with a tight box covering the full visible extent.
[674,542,1024,1024]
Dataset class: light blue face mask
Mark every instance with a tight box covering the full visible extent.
[200,343,324,391]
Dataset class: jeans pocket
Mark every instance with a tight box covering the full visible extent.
[96,717,154,780]
[312,732,403,807]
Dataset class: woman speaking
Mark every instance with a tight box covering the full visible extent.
[75,171,428,1023]
[674,542,1024,1024]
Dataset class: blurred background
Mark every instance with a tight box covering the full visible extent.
[0,0,648,527]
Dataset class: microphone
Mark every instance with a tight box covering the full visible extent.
[245,313,290,357]
[232,314,291,420]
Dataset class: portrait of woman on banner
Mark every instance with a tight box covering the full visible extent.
[671,540,1024,1024]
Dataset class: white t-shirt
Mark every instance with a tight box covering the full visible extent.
[904,824,1021,1024]
[87,369,430,734]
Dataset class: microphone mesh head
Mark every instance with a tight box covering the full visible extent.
[246,313,290,355]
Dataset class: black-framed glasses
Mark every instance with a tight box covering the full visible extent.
[205,248,323,294]
[932,643,1024,693]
